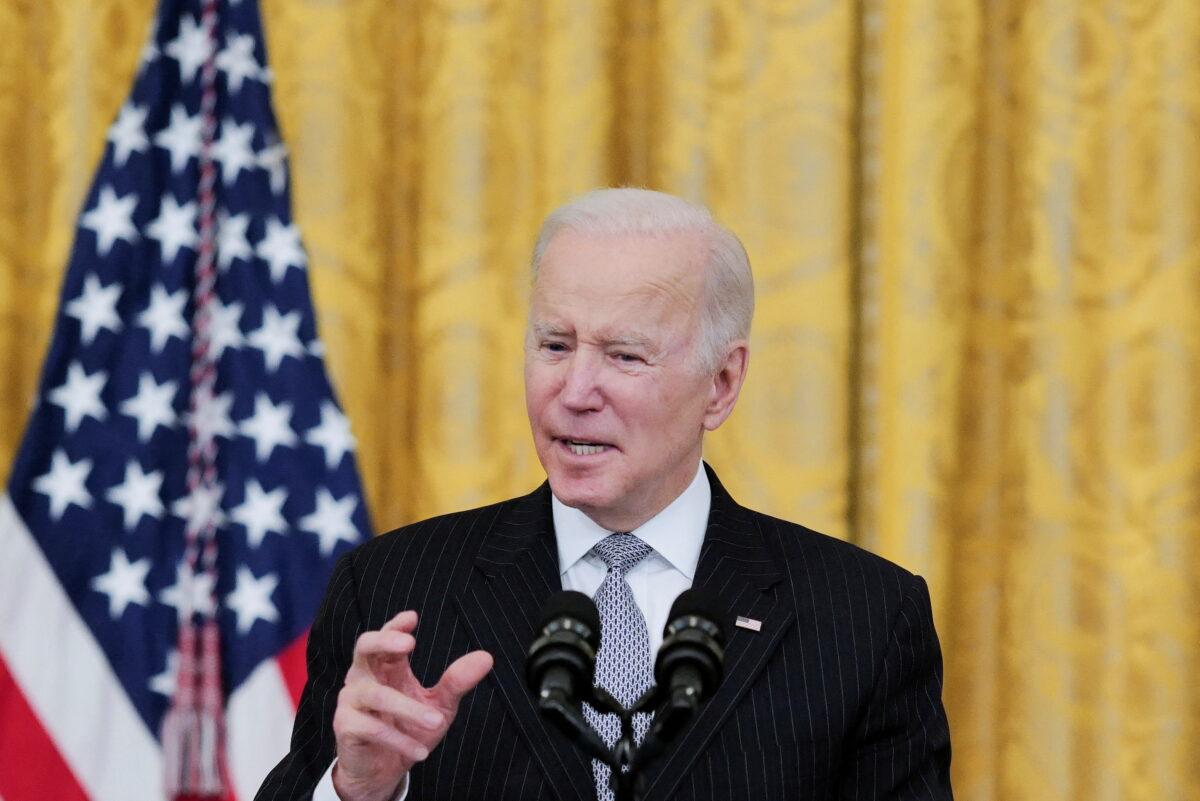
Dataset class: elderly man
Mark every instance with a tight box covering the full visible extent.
[255,189,952,801]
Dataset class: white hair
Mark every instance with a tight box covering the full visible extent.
[530,188,754,374]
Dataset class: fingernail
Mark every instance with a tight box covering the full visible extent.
[423,711,443,728]
[414,745,429,760]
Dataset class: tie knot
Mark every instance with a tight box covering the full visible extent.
[591,533,653,577]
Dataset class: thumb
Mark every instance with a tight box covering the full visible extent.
[431,650,493,709]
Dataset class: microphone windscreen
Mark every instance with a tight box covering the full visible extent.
[539,590,601,645]
[665,588,728,640]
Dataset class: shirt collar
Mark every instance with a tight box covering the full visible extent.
[552,462,710,581]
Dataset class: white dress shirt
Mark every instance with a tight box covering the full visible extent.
[553,461,710,655]
[313,462,710,801]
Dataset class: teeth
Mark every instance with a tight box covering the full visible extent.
[566,441,607,456]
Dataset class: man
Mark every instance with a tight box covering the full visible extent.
[256,189,952,801]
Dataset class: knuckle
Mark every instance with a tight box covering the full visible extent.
[365,718,391,741]
[358,683,380,709]
[332,709,358,739]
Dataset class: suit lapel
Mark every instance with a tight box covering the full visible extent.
[639,465,797,801]
[453,484,596,801]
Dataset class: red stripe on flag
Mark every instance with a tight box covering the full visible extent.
[0,652,90,801]
[276,631,308,708]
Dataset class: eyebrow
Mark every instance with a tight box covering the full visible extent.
[599,332,654,349]
[531,322,569,340]
[530,322,654,350]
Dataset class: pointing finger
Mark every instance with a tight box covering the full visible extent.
[353,630,416,661]
[351,629,419,690]
[430,650,493,709]
[381,610,418,633]
[352,630,416,675]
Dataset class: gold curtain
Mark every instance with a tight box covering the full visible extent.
[2,1,1198,798]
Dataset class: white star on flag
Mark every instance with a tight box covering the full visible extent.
[306,401,356,469]
[164,14,212,84]
[90,548,152,619]
[255,218,306,282]
[158,563,217,621]
[119,373,178,442]
[80,186,138,257]
[300,488,359,556]
[108,104,150,167]
[239,393,298,462]
[139,22,160,69]
[65,274,123,345]
[217,212,253,270]
[247,305,304,372]
[226,566,280,634]
[147,193,199,263]
[32,449,93,521]
[231,479,288,548]
[213,118,257,186]
[154,104,202,174]
[258,137,288,195]
[105,460,166,531]
[48,362,107,433]
[205,297,245,359]
[137,284,189,353]
[187,387,236,449]
[170,482,225,536]
[216,33,262,94]
[149,650,180,697]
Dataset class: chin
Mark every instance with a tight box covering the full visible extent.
[546,472,615,513]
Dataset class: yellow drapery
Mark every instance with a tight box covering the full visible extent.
[1,1,1198,798]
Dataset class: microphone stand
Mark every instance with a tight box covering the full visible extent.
[585,686,690,801]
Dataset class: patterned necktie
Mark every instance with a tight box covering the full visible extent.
[584,533,655,801]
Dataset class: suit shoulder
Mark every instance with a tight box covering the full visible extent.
[744,511,936,650]
[342,493,526,576]
[750,510,923,593]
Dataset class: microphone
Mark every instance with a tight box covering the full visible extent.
[645,589,727,747]
[526,591,612,763]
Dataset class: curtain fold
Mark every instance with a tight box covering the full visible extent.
[2,1,1197,797]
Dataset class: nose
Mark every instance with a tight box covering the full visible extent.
[558,350,604,412]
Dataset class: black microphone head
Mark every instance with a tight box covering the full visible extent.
[526,590,601,700]
[539,590,601,648]
[664,588,728,644]
[655,587,727,704]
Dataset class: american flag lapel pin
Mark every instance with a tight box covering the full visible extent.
[735,615,762,632]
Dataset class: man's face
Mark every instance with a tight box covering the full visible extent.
[524,228,724,532]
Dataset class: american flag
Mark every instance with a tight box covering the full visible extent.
[0,1,371,800]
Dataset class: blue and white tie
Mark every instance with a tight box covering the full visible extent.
[584,533,654,801]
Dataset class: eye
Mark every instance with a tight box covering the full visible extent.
[614,352,644,364]
[542,341,568,353]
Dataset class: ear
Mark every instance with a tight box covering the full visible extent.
[702,341,749,431]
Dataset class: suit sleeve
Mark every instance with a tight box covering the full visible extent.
[840,574,953,800]
[255,551,365,801]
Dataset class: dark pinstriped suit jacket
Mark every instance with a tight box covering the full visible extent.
[256,466,952,800]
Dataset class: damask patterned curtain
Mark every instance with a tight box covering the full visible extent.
[1,1,1197,798]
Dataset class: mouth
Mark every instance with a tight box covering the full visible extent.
[556,437,613,457]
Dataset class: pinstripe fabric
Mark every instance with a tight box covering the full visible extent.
[255,465,952,800]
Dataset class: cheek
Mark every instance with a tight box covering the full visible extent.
[524,366,553,410]
[524,386,547,432]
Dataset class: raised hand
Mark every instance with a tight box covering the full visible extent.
[331,610,494,801]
